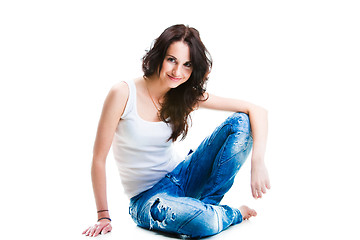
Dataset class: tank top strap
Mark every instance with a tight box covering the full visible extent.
[121,79,136,119]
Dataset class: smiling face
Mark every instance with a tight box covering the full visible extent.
[159,41,193,89]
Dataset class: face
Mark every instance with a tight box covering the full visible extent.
[159,41,193,89]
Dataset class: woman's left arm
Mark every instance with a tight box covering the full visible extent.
[199,93,270,199]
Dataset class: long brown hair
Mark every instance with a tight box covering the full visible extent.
[142,24,212,141]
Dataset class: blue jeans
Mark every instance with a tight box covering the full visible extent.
[129,112,253,238]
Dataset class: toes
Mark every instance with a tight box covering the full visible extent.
[251,210,257,217]
[239,206,258,220]
[243,209,257,220]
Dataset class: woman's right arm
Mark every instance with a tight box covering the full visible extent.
[83,82,129,237]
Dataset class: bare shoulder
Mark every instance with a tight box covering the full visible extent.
[110,81,129,97]
[102,81,130,118]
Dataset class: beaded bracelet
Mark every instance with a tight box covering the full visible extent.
[98,217,111,222]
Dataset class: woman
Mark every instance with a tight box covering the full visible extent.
[83,24,270,238]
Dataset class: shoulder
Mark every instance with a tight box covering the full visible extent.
[109,81,130,97]
[102,81,130,118]
[107,80,132,106]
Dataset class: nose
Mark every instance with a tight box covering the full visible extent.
[172,64,181,77]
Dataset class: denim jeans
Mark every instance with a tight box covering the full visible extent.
[129,112,253,238]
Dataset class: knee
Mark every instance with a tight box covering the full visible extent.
[227,112,251,134]
[230,112,250,124]
[148,197,219,238]
[180,208,219,238]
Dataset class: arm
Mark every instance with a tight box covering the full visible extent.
[199,93,270,199]
[83,82,129,237]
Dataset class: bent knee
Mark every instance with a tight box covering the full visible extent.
[179,210,220,238]
[230,112,250,124]
[227,112,251,134]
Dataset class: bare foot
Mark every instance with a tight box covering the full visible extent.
[239,205,257,220]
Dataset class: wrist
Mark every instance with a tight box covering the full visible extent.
[97,210,110,219]
[97,217,111,222]
[251,156,264,165]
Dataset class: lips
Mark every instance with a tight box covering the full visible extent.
[168,74,182,81]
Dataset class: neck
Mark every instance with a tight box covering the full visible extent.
[144,75,170,101]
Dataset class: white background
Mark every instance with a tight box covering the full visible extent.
[1,0,359,239]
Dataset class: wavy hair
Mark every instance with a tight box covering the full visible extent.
[142,24,212,141]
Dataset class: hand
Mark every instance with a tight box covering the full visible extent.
[83,219,112,237]
[251,162,271,199]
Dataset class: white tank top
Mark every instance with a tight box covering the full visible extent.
[112,79,182,199]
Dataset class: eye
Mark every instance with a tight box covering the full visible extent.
[167,57,176,63]
[184,62,192,68]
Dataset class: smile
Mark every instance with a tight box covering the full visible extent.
[168,74,182,81]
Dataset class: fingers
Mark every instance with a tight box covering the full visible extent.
[88,225,98,237]
[252,184,270,199]
[251,186,261,199]
[83,223,112,237]
[251,164,271,199]
[251,185,262,199]
[101,224,112,235]
[82,227,90,235]
[83,226,94,236]
[82,224,98,237]
[93,225,103,237]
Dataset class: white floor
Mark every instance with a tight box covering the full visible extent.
[5,153,355,240]
[54,185,359,240]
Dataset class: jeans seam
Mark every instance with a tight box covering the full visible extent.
[207,123,231,146]
[202,141,227,198]
[202,129,248,197]
[218,136,231,166]
[177,209,203,232]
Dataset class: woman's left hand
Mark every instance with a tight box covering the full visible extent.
[251,161,271,199]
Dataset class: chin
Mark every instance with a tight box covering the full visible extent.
[168,77,188,88]
[168,80,186,89]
